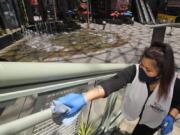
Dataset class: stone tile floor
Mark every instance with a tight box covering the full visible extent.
[58,22,180,69]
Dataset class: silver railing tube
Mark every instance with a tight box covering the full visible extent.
[0,109,52,135]
[0,62,129,88]
[0,74,115,102]
[0,62,130,135]
[148,23,180,28]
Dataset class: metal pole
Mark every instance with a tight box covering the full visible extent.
[0,108,52,135]
[0,74,115,102]
[53,0,57,21]
[21,0,29,24]
[151,27,166,43]
[149,23,180,43]
[0,62,129,88]
[135,0,144,24]
[145,2,156,24]
[87,0,90,29]
[148,23,180,28]
[139,0,150,24]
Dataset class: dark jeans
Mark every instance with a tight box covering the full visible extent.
[132,124,160,135]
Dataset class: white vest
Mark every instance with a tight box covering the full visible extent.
[121,65,177,128]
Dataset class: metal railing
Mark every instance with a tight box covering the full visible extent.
[1,62,179,135]
[148,23,180,43]
[0,109,52,135]
[0,62,129,135]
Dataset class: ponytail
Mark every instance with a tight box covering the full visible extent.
[159,43,175,99]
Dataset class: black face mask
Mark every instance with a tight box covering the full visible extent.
[138,67,160,84]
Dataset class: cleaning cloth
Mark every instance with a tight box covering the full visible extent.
[51,101,80,126]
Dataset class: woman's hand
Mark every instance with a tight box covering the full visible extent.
[161,114,174,135]
[51,85,105,117]
[51,93,87,117]
[161,108,179,135]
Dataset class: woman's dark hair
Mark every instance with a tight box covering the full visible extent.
[140,42,175,100]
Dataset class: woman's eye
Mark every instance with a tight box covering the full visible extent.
[145,68,151,72]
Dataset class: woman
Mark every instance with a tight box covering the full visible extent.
[52,42,180,135]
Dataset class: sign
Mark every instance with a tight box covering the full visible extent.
[157,13,177,23]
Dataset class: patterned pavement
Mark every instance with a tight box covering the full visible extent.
[57,22,180,69]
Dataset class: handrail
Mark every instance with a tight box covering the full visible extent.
[0,62,129,88]
[0,62,179,135]
[0,74,115,102]
[0,62,130,135]
[149,23,180,43]
[0,108,52,135]
[148,23,180,28]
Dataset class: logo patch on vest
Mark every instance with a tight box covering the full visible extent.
[150,102,164,113]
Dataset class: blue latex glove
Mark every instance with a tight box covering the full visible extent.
[52,93,87,117]
[161,115,174,135]
[51,103,80,126]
